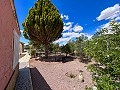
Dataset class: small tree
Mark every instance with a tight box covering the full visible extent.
[48,43,60,60]
[67,41,75,55]
[85,20,120,90]
[24,45,30,50]
[61,44,72,57]
[31,49,36,57]
[22,0,63,58]
[75,34,88,59]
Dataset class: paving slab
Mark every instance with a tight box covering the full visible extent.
[15,52,33,90]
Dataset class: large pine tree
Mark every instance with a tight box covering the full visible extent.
[22,0,63,58]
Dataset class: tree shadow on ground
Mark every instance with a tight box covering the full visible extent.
[35,55,75,63]
[78,58,92,64]
[30,67,52,90]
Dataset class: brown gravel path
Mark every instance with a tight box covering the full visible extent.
[30,58,93,90]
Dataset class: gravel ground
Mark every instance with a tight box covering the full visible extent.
[30,57,93,90]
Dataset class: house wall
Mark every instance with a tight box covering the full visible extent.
[0,0,20,90]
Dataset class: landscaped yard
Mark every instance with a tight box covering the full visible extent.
[30,55,93,90]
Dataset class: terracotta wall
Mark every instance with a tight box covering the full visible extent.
[0,0,20,90]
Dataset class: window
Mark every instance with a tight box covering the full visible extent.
[13,30,19,69]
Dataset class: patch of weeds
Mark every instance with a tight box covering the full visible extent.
[65,72,77,78]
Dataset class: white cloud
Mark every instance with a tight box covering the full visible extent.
[97,4,120,21]
[58,22,84,45]
[96,23,110,33]
[63,22,83,33]
[81,33,93,39]
[115,16,120,21]
[62,32,73,37]
[20,30,23,33]
[54,32,80,45]
[96,22,115,35]
[107,12,119,19]
[105,30,114,35]
[62,32,80,38]
[56,13,85,46]
[73,24,83,32]
[65,22,73,25]
[97,21,120,30]
[20,30,24,37]
[63,22,73,32]
[54,32,92,46]
[101,23,110,29]
[96,4,120,35]
[61,14,69,20]
[54,37,71,44]
[61,14,64,19]
[64,15,69,20]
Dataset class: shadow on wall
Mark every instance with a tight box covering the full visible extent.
[30,67,52,90]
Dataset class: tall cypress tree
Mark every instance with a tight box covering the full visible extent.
[22,0,63,58]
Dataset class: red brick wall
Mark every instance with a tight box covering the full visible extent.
[0,0,20,90]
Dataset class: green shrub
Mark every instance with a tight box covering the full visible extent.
[31,49,36,57]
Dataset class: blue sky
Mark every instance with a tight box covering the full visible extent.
[14,0,120,45]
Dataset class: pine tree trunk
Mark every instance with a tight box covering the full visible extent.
[55,52,56,61]
[45,44,48,58]
[66,53,67,57]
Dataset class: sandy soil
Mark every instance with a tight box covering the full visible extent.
[30,57,93,90]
